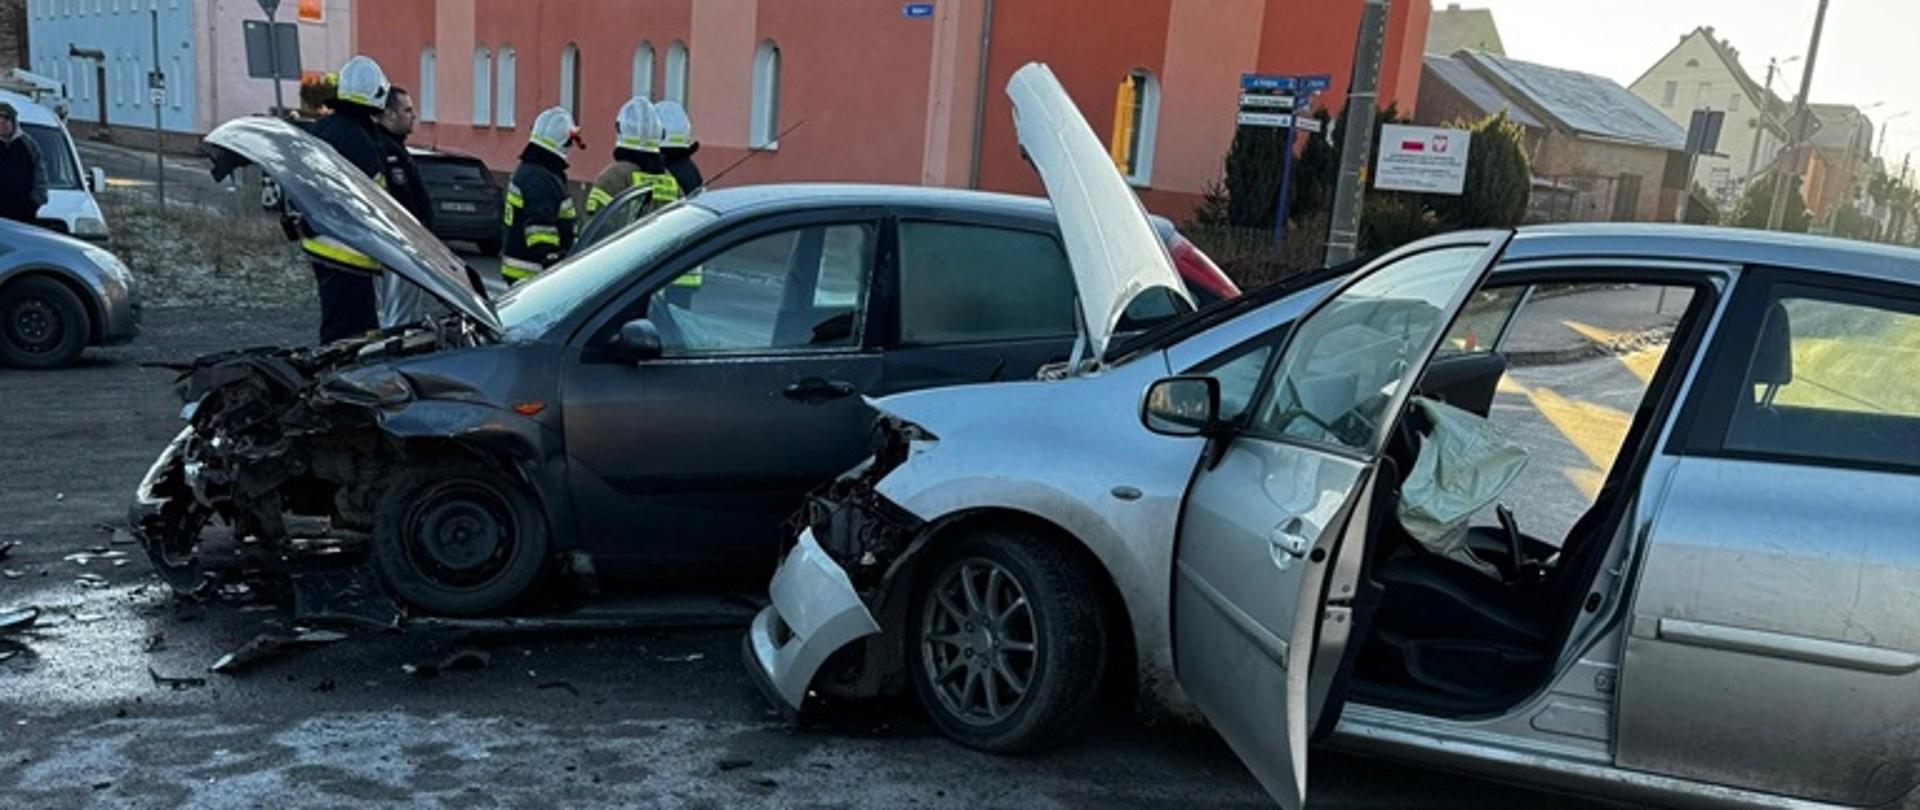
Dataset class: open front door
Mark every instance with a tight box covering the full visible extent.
[1171,232,1511,807]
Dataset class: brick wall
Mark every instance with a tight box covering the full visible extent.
[1532,132,1679,222]
[0,0,24,70]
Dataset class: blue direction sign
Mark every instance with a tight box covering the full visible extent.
[903,3,934,18]
[1237,73,1334,248]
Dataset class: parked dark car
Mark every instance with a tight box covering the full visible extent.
[0,218,139,368]
[411,147,504,255]
[133,116,1228,616]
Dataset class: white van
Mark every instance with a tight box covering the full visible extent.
[1,89,109,241]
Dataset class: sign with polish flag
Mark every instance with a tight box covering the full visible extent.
[1375,124,1471,195]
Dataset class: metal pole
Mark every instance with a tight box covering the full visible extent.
[1768,0,1830,231]
[265,8,285,116]
[965,0,996,190]
[1324,0,1390,266]
[152,8,164,208]
[1272,116,1299,247]
[1675,152,1698,223]
[1745,58,1777,179]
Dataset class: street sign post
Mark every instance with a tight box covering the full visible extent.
[1239,72,1331,247]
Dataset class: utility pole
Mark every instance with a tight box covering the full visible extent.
[1768,0,1830,231]
[151,8,164,208]
[1324,0,1391,265]
[1877,111,1909,159]
[1745,56,1794,178]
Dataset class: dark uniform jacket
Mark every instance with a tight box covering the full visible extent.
[586,147,682,219]
[0,132,48,224]
[377,129,434,230]
[501,144,577,283]
[662,144,704,197]
[305,106,388,342]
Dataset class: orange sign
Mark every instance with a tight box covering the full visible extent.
[297,0,324,23]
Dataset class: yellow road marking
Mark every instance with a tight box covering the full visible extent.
[1560,467,1607,501]
[1562,319,1625,348]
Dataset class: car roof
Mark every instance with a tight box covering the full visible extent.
[0,89,61,127]
[687,182,1177,231]
[407,146,483,162]
[1505,223,1920,288]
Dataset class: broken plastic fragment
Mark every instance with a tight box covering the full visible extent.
[0,606,40,633]
[148,666,207,690]
[0,540,14,559]
[210,630,349,675]
[403,649,492,678]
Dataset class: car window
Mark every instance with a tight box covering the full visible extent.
[1438,285,1525,357]
[1189,330,1288,422]
[1251,246,1488,452]
[1721,284,1920,470]
[896,221,1076,345]
[23,124,79,190]
[497,204,718,342]
[647,223,874,355]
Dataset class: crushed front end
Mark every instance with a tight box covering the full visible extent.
[130,320,483,596]
[745,416,932,715]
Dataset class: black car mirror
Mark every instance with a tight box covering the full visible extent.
[613,318,664,362]
[1141,376,1222,437]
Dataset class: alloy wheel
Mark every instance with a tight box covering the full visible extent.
[919,557,1039,726]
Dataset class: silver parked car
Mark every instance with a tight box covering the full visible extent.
[749,63,1920,808]
[0,217,139,368]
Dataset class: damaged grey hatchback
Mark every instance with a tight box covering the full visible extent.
[130,116,1209,616]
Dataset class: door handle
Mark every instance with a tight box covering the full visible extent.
[1269,517,1312,572]
[783,377,858,404]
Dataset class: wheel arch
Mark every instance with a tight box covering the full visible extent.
[377,401,578,550]
[0,266,104,347]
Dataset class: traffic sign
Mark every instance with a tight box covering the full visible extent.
[1239,93,1295,110]
[257,0,280,15]
[1237,112,1294,128]
[1785,107,1823,142]
[148,70,166,90]
[1685,108,1725,156]
[1297,118,1324,134]
[902,3,934,18]
[149,87,165,106]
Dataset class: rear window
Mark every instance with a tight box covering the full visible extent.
[416,158,492,186]
[23,124,79,190]
[896,221,1076,345]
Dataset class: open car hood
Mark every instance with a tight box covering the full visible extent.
[202,116,502,335]
[1007,63,1192,361]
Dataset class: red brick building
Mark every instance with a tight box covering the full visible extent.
[356,0,1431,221]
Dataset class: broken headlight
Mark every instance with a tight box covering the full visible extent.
[317,366,415,408]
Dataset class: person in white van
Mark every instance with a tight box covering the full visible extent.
[0,102,49,226]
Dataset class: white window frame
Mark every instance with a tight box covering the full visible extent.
[1122,69,1160,187]
[749,40,780,149]
[418,47,437,122]
[496,45,517,128]
[665,40,688,105]
[632,41,655,100]
[472,46,492,126]
[559,42,580,118]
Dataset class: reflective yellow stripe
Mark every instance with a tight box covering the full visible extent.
[526,232,561,247]
[672,267,703,288]
[301,237,381,272]
[505,188,525,207]
[501,256,542,279]
[586,187,613,213]
[559,199,578,220]
[374,173,387,190]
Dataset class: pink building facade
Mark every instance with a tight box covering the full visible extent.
[358,0,1430,221]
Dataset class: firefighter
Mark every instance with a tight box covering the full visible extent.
[656,101,703,195]
[303,55,392,343]
[501,107,583,285]
[585,96,661,217]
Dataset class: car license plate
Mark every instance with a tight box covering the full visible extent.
[441,201,478,213]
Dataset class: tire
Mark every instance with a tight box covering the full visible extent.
[907,525,1109,753]
[0,275,90,369]
[474,238,502,257]
[370,456,549,615]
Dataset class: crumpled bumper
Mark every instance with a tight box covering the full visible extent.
[745,527,883,713]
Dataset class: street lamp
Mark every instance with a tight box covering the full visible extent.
[1878,111,1910,159]
[1747,54,1802,178]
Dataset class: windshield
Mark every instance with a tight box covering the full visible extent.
[23,124,79,190]
[496,203,719,342]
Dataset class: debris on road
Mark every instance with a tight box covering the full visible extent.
[0,606,40,633]
[403,649,492,678]
[75,573,109,589]
[147,666,207,690]
[657,652,706,663]
[536,679,581,697]
[0,540,15,559]
[291,568,401,630]
[2,570,20,580]
[209,630,349,675]
[143,632,167,653]
[718,758,753,771]
[64,549,131,566]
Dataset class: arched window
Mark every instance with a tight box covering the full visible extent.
[749,40,780,148]
[632,42,655,100]
[496,45,517,128]
[418,47,437,122]
[665,40,689,105]
[559,43,581,117]
[472,46,492,125]
[1109,69,1159,185]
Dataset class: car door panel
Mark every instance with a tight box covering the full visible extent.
[1416,352,1507,417]
[1172,233,1512,808]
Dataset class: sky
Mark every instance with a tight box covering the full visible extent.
[1466,0,1920,177]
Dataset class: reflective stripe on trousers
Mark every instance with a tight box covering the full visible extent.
[501,256,543,281]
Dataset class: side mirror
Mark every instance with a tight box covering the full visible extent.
[612,318,664,362]
[88,167,106,194]
[1141,376,1222,437]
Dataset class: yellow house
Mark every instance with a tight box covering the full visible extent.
[1628,26,1790,208]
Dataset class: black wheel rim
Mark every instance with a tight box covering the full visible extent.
[403,479,519,590]
[920,557,1039,726]
[7,296,65,356]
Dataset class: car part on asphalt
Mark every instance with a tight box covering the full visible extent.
[0,605,40,633]
[146,665,207,690]
[209,629,349,675]
[402,648,491,678]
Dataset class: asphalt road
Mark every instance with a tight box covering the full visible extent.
[0,305,1644,809]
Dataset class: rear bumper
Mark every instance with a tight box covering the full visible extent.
[744,528,883,713]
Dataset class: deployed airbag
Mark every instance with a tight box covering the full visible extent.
[1396,397,1529,580]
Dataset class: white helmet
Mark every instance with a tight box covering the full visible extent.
[656,101,694,149]
[529,107,581,159]
[334,55,390,110]
[614,96,662,152]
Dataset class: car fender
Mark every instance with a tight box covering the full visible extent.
[374,399,579,549]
